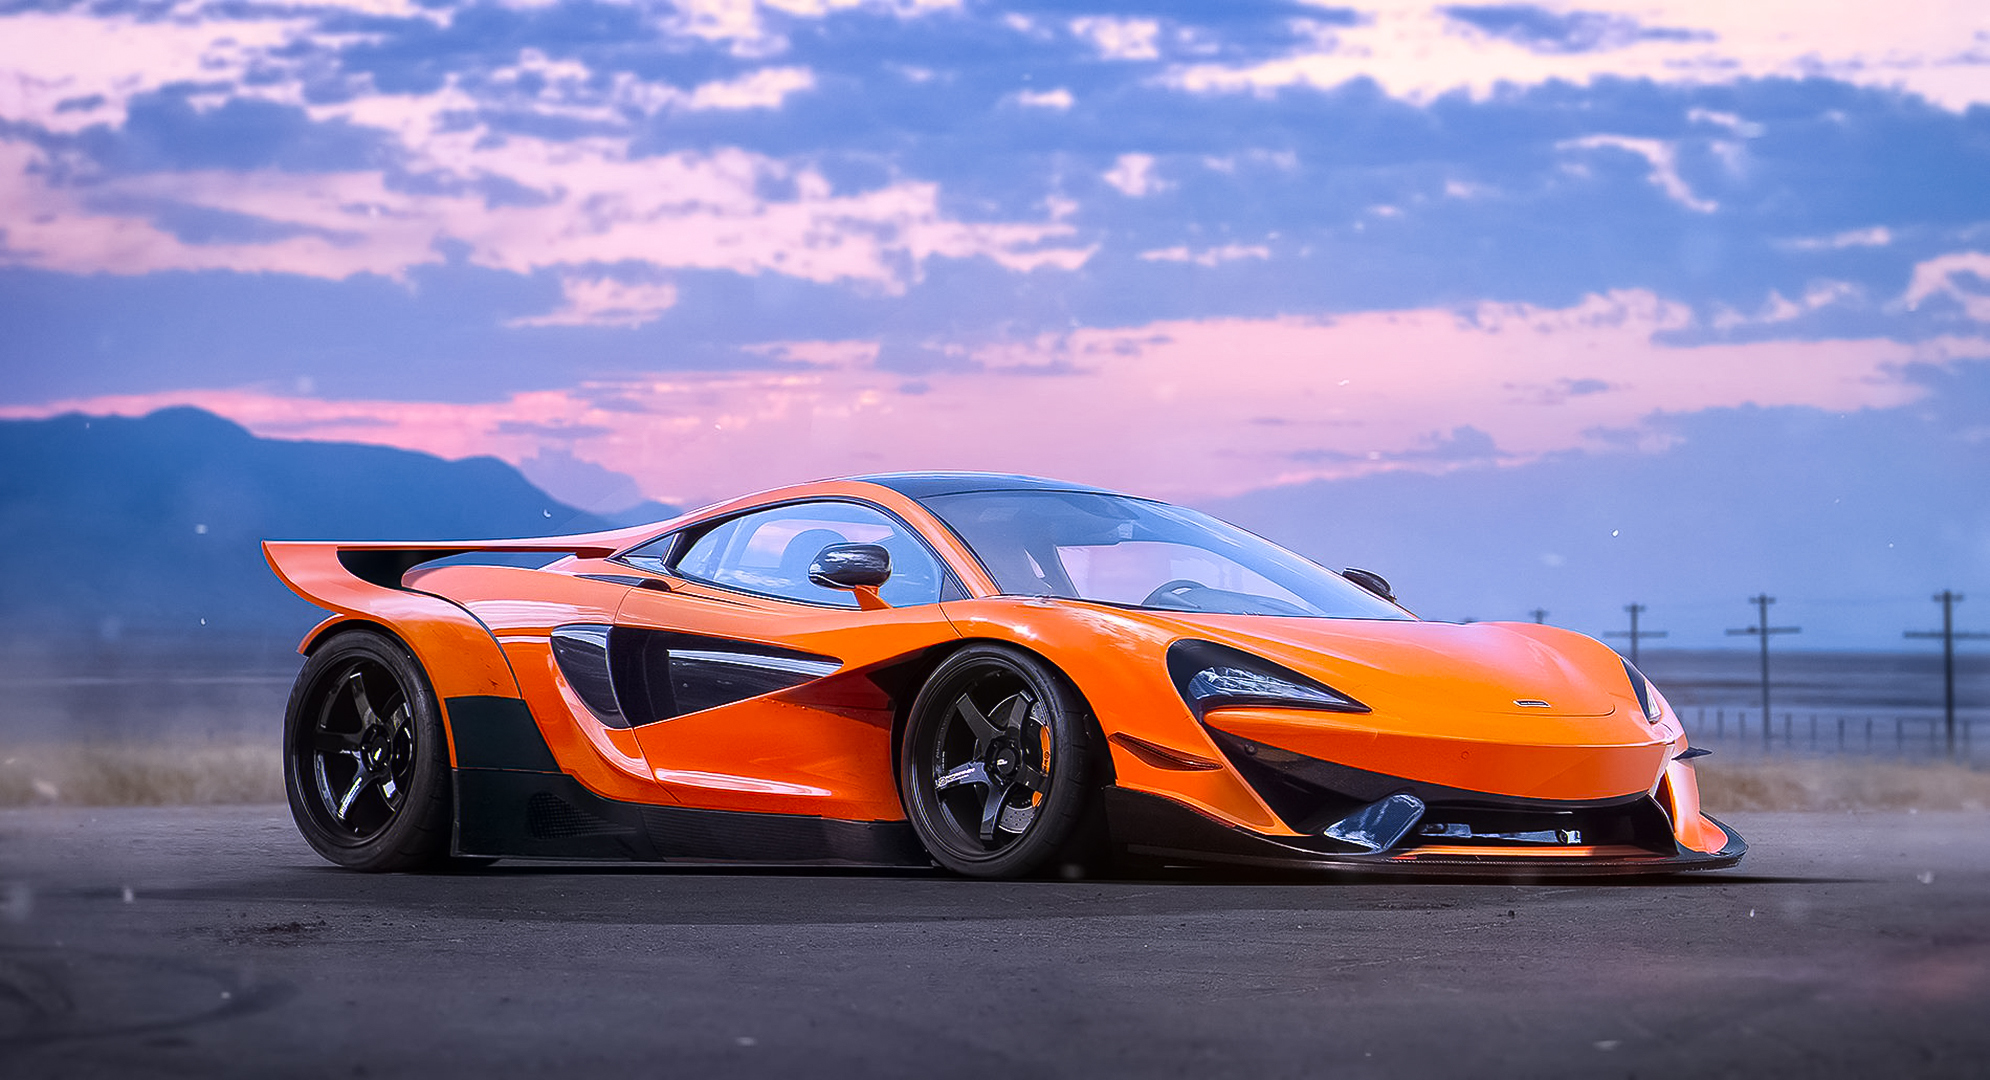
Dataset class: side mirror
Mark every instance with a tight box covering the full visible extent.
[809,544,892,609]
[1342,567,1395,602]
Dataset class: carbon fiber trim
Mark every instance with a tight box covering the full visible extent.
[452,768,928,865]
[445,696,560,772]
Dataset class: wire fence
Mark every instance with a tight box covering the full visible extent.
[1683,706,1984,764]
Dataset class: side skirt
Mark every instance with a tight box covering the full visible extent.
[442,693,928,866]
[452,769,930,866]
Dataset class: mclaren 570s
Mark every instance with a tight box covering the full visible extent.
[265,473,1744,879]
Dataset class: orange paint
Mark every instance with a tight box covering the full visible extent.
[264,476,1742,874]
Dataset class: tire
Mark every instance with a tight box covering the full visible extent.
[284,629,452,872]
[899,644,1097,879]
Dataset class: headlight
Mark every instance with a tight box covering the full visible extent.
[1168,640,1368,718]
[1622,659,1665,722]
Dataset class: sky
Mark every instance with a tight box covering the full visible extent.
[1,1,1988,637]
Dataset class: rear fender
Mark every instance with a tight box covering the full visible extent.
[266,539,638,766]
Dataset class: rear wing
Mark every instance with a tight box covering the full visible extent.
[262,525,668,702]
[264,523,662,603]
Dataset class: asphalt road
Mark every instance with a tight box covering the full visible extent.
[2,807,1987,1079]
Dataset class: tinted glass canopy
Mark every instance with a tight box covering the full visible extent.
[918,490,1411,620]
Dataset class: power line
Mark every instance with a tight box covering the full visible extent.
[1604,602,1669,666]
[1726,594,1800,744]
[1904,590,1990,756]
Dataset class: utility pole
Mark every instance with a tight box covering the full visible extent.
[1904,591,1989,755]
[1727,594,1800,744]
[1605,602,1669,667]
[1529,608,1549,625]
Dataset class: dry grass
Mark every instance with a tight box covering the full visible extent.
[1696,757,1990,813]
[3,741,1987,812]
[0,744,283,807]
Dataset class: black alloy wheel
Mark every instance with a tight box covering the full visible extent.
[284,629,451,871]
[900,644,1096,878]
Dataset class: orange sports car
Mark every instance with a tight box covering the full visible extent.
[265,473,1744,878]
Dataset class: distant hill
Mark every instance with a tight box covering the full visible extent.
[0,408,677,641]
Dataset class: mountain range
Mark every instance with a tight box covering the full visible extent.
[0,407,674,643]
[1,389,1983,651]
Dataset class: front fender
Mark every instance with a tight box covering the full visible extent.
[939,598,1287,834]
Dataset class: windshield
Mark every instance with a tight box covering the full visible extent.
[920,490,1412,619]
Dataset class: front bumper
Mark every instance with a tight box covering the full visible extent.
[1106,787,1746,876]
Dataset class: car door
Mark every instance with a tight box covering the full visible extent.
[613,499,965,820]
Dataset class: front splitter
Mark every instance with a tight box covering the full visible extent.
[1106,787,1747,878]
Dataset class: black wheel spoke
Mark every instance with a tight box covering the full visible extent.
[333,763,379,823]
[951,694,1000,752]
[977,780,1013,842]
[935,761,991,793]
[1016,761,1049,793]
[344,670,381,728]
[313,729,362,753]
[993,692,1032,736]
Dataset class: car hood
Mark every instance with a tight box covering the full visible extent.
[1139,613,1629,719]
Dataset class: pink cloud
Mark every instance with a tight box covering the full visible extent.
[10,292,1983,505]
[1169,2,1990,111]
[0,139,1090,290]
[0,3,1086,301]
[1904,252,1990,321]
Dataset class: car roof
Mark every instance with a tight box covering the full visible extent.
[853,472,1126,500]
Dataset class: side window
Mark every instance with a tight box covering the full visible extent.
[672,501,946,608]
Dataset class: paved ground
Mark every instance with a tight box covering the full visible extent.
[1,807,1987,1078]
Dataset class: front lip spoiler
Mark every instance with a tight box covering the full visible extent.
[1107,788,1747,878]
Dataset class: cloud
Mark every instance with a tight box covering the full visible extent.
[1139,244,1272,267]
[0,0,1088,300]
[1440,5,1708,55]
[1009,87,1075,110]
[1711,281,1861,330]
[13,291,1984,504]
[1780,226,1895,252]
[1103,153,1167,197]
[507,273,681,328]
[657,0,965,56]
[1166,2,1990,111]
[1903,251,1990,321]
[0,138,1091,288]
[0,10,304,134]
[1070,17,1162,61]
[1559,135,1717,213]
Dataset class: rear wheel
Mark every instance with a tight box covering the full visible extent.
[284,629,451,871]
[899,645,1096,878]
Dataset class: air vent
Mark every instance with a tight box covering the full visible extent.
[551,624,625,727]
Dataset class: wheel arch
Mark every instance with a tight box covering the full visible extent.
[301,615,402,656]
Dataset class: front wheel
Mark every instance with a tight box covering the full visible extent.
[283,629,452,872]
[899,644,1097,879]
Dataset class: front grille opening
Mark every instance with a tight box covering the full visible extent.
[1406,800,1676,854]
[1418,822,1583,845]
